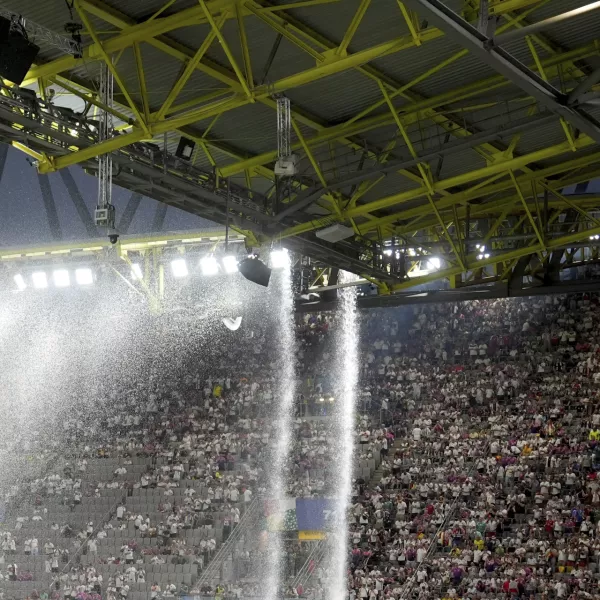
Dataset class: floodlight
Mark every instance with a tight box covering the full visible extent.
[239,257,271,287]
[32,272,48,289]
[53,269,70,288]
[427,257,441,270]
[222,255,238,274]
[14,274,26,291]
[200,256,219,276]
[131,263,143,280]
[383,249,392,256]
[171,259,188,278]
[271,248,289,269]
[75,268,94,285]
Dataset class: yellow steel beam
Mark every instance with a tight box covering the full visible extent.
[245,2,324,60]
[347,136,594,218]
[426,194,465,270]
[236,1,254,89]
[49,76,132,124]
[397,1,421,46]
[199,0,252,98]
[37,31,440,173]
[337,0,372,55]
[133,43,150,123]
[509,171,546,250]
[292,120,328,190]
[219,40,597,176]
[277,145,600,238]
[387,222,600,292]
[74,1,150,135]
[23,0,238,84]
[155,11,228,121]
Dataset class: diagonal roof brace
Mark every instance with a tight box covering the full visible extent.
[404,0,600,145]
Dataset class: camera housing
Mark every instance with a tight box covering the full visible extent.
[109,234,119,245]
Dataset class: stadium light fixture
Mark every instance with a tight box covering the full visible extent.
[200,256,219,276]
[222,255,238,274]
[427,257,441,270]
[239,256,271,287]
[14,274,26,291]
[53,269,70,288]
[32,272,48,289]
[171,259,188,278]
[75,268,94,285]
[271,248,289,269]
[131,263,143,280]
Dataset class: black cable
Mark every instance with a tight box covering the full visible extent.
[64,0,75,21]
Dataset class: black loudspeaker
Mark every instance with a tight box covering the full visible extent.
[239,257,271,288]
[0,17,40,85]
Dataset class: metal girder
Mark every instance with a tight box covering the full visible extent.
[38,174,63,241]
[117,192,143,234]
[297,279,600,312]
[59,169,100,238]
[405,0,600,144]
[36,31,424,173]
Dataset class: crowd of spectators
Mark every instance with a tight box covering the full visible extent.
[3,294,600,600]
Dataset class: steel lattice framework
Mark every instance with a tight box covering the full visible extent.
[2,0,600,298]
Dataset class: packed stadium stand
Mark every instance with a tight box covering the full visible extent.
[3,295,600,600]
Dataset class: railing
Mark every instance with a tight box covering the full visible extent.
[290,538,326,591]
[192,497,262,588]
[47,493,126,598]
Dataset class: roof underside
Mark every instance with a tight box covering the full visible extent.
[1,0,600,292]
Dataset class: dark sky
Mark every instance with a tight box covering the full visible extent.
[0,147,215,248]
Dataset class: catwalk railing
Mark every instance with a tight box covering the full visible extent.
[191,497,262,589]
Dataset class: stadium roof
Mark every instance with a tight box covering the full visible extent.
[2,0,600,295]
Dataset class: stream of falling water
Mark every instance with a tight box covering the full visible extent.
[264,256,297,600]
[329,278,359,600]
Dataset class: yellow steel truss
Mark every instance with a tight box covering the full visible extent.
[6,0,600,292]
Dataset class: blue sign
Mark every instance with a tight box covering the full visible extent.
[295,498,336,531]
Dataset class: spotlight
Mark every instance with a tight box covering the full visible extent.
[239,257,271,287]
[75,268,93,285]
[32,272,48,289]
[200,256,219,276]
[171,259,188,278]
[53,269,70,288]
[14,274,26,291]
[271,248,289,269]
[319,397,325,403]
[383,249,393,256]
[328,396,335,403]
[427,257,441,270]
[222,255,238,274]
[131,263,143,281]
[175,136,196,161]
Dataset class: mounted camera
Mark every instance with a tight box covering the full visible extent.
[109,234,119,245]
